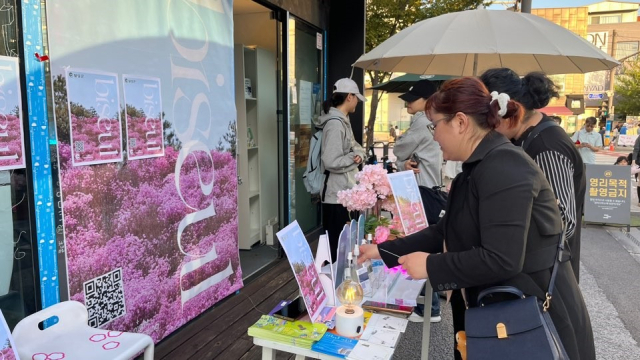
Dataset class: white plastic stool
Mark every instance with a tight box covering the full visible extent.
[12,301,154,360]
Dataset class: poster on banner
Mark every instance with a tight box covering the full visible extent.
[584,164,631,225]
[0,310,19,360]
[122,75,165,160]
[65,68,123,166]
[387,171,428,235]
[0,56,25,171]
[277,221,328,323]
[47,0,241,343]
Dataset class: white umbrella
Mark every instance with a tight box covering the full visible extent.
[354,9,619,76]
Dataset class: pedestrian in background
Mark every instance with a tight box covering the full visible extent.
[392,79,442,324]
[359,77,595,360]
[572,117,602,165]
[317,78,366,260]
[481,68,586,283]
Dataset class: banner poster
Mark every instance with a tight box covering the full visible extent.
[122,75,165,160]
[387,171,428,235]
[46,0,241,343]
[65,68,124,166]
[0,56,25,171]
[0,310,19,360]
[277,221,328,323]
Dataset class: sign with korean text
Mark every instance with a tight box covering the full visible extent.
[585,165,631,224]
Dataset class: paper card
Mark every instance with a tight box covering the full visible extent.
[366,313,408,333]
[360,326,400,348]
[122,75,164,160]
[335,224,350,290]
[387,171,428,235]
[0,310,20,360]
[65,68,123,166]
[349,219,358,253]
[0,56,25,171]
[347,341,394,360]
[357,214,365,244]
[277,221,328,323]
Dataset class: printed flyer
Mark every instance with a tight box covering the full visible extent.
[65,68,123,166]
[387,171,428,235]
[277,221,328,323]
[0,56,25,171]
[122,75,165,160]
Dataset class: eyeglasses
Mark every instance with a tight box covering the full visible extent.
[427,116,449,134]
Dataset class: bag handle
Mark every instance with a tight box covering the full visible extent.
[477,286,524,306]
[521,120,559,151]
[544,222,567,311]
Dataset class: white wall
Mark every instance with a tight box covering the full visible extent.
[234,12,277,54]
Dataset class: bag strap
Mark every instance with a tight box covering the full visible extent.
[543,222,567,311]
[522,120,559,151]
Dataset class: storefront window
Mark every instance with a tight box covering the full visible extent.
[0,0,38,330]
[288,17,323,232]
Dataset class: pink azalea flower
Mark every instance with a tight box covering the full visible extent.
[374,226,390,244]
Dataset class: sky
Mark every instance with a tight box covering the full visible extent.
[488,0,621,9]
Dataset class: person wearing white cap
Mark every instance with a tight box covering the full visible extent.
[315,78,366,260]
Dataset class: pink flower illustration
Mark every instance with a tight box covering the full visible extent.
[31,353,65,360]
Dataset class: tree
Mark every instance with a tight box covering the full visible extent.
[364,0,488,149]
[615,58,640,116]
[222,120,237,157]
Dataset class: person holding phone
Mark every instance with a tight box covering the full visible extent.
[392,80,442,324]
[572,117,601,165]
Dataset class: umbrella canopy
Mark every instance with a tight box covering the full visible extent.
[369,74,455,93]
[354,9,619,76]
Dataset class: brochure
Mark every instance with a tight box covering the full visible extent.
[0,310,19,360]
[277,221,328,322]
[387,171,428,235]
[311,332,357,358]
[346,341,394,360]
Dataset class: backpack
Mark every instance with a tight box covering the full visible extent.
[303,118,341,195]
[418,185,448,226]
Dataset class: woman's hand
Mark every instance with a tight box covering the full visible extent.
[354,155,363,164]
[398,252,430,279]
[405,160,420,174]
[357,244,381,265]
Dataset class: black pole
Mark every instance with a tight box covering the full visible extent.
[521,0,532,13]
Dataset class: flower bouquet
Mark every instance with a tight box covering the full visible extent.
[336,164,402,243]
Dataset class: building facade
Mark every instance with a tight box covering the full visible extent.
[0,0,366,347]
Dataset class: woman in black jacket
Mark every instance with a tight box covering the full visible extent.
[481,68,586,283]
[359,78,595,360]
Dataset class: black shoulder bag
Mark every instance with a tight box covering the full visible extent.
[463,227,569,360]
[521,120,559,151]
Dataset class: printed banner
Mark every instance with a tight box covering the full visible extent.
[123,75,165,160]
[277,221,328,323]
[0,56,25,171]
[47,0,241,343]
[387,171,428,235]
[618,134,638,147]
[65,68,123,166]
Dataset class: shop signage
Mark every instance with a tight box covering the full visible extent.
[316,32,323,50]
[588,93,604,99]
[584,165,631,225]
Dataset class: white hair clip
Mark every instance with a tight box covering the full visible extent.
[490,91,511,117]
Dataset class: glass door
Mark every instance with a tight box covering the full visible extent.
[287,17,323,232]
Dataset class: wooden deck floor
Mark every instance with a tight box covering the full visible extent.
[154,234,320,360]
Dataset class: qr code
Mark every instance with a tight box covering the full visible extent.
[84,268,126,328]
[74,140,85,153]
[129,138,136,148]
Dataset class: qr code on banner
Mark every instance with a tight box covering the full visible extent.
[74,140,84,153]
[83,268,126,328]
[129,138,136,148]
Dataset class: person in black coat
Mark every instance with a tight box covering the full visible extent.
[480,69,586,283]
[359,78,595,360]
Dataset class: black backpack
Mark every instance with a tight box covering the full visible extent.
[418,185,448,226]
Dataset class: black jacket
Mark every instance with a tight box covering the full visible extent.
[379,132,595,360]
